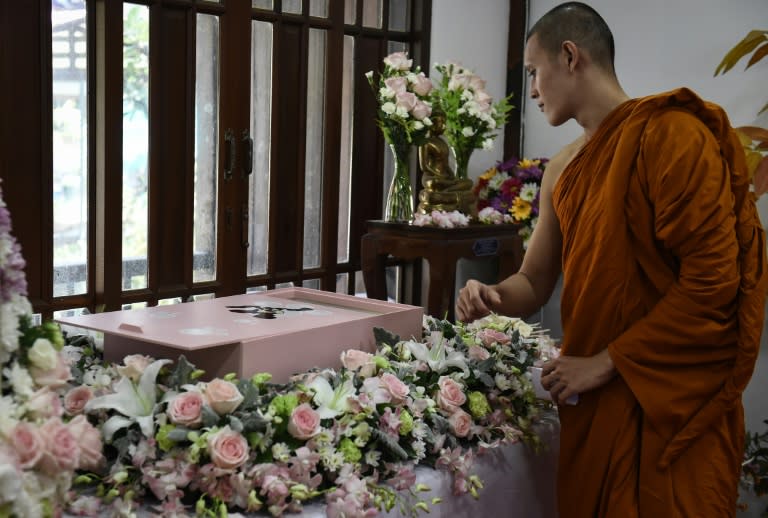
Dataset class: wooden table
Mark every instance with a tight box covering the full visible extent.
[361,220,525,321]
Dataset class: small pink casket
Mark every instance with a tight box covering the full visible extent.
[56,288,424,382]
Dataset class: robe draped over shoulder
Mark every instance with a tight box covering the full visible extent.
[552,88,768,517]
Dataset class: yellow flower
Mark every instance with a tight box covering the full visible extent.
[479,166,498,180]
[517,158,540,169]
[510,197,531,221]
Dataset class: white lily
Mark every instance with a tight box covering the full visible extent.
[85,358,171,441]
[308,375,357,419]
[406,332,469,376]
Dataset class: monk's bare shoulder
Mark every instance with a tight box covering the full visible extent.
[543,135,585,188]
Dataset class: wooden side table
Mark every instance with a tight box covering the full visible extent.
[361,220,525,321]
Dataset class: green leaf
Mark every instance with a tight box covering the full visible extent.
[714,30,768,76]
[372,428,409,460]
[166,355,198,388]
[374,327,401,347]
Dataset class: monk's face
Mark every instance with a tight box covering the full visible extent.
[524,34,575,127]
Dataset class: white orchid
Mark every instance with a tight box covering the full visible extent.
[308,375,357,419]
[406,331,469,376]
[85,358,171,441]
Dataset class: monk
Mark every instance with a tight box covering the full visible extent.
[455,2,768,517]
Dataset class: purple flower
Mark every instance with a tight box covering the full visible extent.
[0,181,29,302]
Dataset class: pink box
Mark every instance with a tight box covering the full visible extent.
[56,288,424,382]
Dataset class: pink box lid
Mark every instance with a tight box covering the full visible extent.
[56,287,422,351]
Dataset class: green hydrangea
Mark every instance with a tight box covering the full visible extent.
[399,409,414,435]
[468,391,491,419]
[156,423,177,452]
[269,393,299,417]
[339,437,362,463]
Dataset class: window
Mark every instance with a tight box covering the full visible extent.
[1,0,432,319]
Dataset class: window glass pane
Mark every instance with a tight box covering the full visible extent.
[193,13,220,283]
[337,35,354,263]
[252,0,274,9]
[344,0,356,24]
[386,265,400,302]
[309,0,328,18]
[335,272,348,294]
[190,293,215,301]
[362,0,382,28]
[388,0,409,31]
[283,0,302,14]
[302,278,320,290]
[275,281,294,289]
[303,28,327,269]
[122,4,149,291]
[52,0,88,297]
[159,297,183,305]
[248,21,273,276]
[247,285,267,293]
[354,271,366,297]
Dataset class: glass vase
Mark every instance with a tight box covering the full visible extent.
[384,142,413,222]
[452,145,472,180]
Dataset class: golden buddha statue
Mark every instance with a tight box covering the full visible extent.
[417,112,475,215]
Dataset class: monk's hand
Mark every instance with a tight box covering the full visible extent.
[540,349,616,405]
[455,280,502,323]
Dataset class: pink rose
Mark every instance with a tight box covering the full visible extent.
[410,72,433,96]
[67,415,104,470]
[207,427,249,469]
[204,378,244,415]
[287,403,321,440]
[448,409,473,438]
[167,391,204,428]
[64,385,94,415]
[478,329,510,347]
[38,417,80,475]
[474,90,492,104]
[468,345,491,361]
[383,51,412,71]
[448,73,472,91]
[29,354,71,388]
[383,76,407,95]
[341,349,376,378]
[117,354,153,381]
[436,376,466,415]
[395,91,417,112]
[10,422,44,469]
[468,75,486,92]
[27,387,63,419]
[380,373,409,403]
[411,100,432,120]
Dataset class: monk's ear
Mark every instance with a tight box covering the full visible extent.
[561,40,580,72]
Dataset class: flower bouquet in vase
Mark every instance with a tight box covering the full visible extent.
[475,157,548,249]
[366,51,434,222]
[431,62,514,180]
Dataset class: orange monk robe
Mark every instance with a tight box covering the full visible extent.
[552,88,768,518]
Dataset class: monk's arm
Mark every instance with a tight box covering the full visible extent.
[487,148,565,318]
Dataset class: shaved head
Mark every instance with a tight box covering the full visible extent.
[527,2,616,73]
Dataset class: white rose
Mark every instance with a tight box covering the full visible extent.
[28,338,58,370]
[481,138,493,150]
[395,105,409,118]
[462,127,475,137]
[379,86,395,99]
[364,71,373,79]
[381,102,396,115]
[0,452,21,505]
[413,121,424,130]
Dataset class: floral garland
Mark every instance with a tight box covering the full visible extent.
[412,210,470,229]
[60,314,557,516]
[0,178,104,517]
